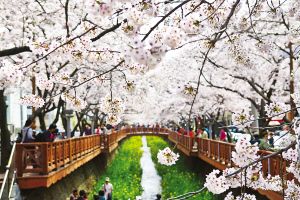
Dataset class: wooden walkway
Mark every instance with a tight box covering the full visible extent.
[15,128,286,199]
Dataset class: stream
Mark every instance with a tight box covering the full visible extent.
[140,136,162,200]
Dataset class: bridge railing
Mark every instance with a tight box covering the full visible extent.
[15,134,101,177]
[197,138,235,166]
[196,138,292,180]
[168,132,194,153]
[121,127,171,134]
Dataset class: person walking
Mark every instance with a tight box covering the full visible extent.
[69,189,78,200]
[77,190,87,200]
[98,190,105,200]
[102,177,113,200]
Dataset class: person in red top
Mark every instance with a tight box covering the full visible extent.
[196,129,203,137]
[189,130,195,138]
[179,127,185,135]
[96,125,101,134]
[220,129,227,141]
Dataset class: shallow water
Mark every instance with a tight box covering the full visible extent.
[140,136,162,200]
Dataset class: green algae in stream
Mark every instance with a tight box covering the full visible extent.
[146,136,216,200]
[90,136,143,200]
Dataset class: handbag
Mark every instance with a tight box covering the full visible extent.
[23,128,35,143]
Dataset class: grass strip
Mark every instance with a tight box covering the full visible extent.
[90,136,143,200]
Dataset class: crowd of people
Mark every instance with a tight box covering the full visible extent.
[17,117,114,144]
[175,124,292,151]
[18,118,59,143]
[176,126,209,139]
[18,117,170,144]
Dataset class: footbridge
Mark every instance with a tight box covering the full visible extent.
[11,128,287,200]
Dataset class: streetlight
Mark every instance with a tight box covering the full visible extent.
[64,109,74,138]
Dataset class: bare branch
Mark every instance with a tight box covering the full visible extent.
[0,46,32,57]
[91,20,124,42]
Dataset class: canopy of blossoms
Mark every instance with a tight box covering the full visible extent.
[1,0,300,199]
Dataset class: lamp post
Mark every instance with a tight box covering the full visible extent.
[64,109,74,138]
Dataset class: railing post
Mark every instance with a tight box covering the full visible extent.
[267,158,271,175]
[208,140,211,158]
[41,143,49,175]
[228,145,232,167]
[217,143,220,162]
[62,141,65,166]
[55,143,58,169]
[69,139,72,163]
[15,144,23,177]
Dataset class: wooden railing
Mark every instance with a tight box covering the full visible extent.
[15,127,171,178]
[201,139,291,180]
[168,132,195,155]
[168,131,291,184]
[197,138,235,166]
[16,134,101,177]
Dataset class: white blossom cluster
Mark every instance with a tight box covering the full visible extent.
[101,95,125,125]
[157,147,179,166]
[232,136,259,168]
[19,94,45,108]
[204,169,230,194]
[0,60,22,90]
[62,93,87,111]
[287,162,300,181]
[232,111,254,128]
[264,102,289,119]
[225,192,256,200]
[250,173,282,192]
[285,180,300,200]
[283,148,298,162]
[36,77,54,91]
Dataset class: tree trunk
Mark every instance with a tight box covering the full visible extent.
[72,112,84,135]
[0,90,12,170]
[52,98,63,125]
[38,112,46,131]
[288,42,298,120]
[258,99,269,136]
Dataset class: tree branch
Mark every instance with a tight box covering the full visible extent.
[91,20,124,42]
[0,46,31,57]
[65,0,70,37]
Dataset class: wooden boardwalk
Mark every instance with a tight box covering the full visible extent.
[15,128,286,199]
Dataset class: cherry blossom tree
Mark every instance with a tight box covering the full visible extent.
[1,0,300,198]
